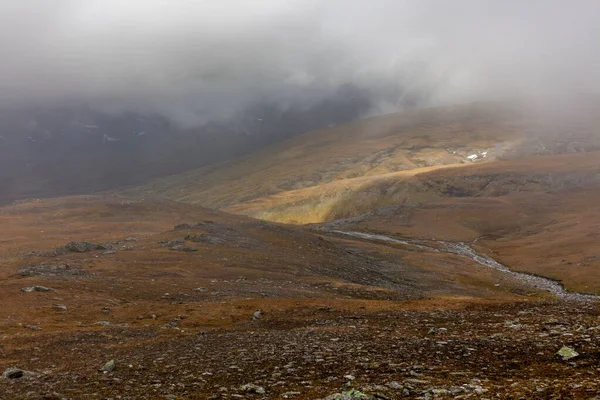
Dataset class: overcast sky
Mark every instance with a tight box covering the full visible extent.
[1,0,599,125]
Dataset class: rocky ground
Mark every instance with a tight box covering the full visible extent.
[1,301,600,399]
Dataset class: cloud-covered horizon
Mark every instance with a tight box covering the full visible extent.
[1,0,599,126]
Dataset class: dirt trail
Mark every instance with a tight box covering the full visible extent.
[327,230,599,302]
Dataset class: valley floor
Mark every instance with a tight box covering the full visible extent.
[1,196,599,399]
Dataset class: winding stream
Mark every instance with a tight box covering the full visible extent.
[329,230,598,301]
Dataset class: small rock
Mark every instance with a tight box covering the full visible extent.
[473,387,488,395]
[556,346,579,361]
[21,286,54,293]
[24,325,42,331]
[102,360,115,373]
[373,394,389,400]
[240,383,266,395]
[53,304,67,311]
[170,245,197,252]
[344,374,356,381]
[252,311,262,320]
[324,389,372,400]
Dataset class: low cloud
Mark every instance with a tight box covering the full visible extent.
[0,0,599,126]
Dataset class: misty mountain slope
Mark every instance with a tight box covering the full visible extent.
[0,89,370,205]
[131,100,600,210]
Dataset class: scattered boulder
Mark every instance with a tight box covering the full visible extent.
[240,384,266,395]
[19,264,87,278]
[158,238,185,248]
[21,286,54,293]
[174,224,192,231]
[65,242,106,253]
[556,346,579,361]
[185,234,224,245]
[29,247,68,257]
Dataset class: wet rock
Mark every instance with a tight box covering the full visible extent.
[102,360,115,373]
[240,383,266,395]
[21,286,54,293]
[556,346,579,361]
